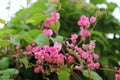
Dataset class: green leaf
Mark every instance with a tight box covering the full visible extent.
[34,33,49,47]
[107,2,117,12]
[0,40,11,47]
[28,29,42,38]
[82,70,103,80]
[58,68,70,80]
[50,35,63,44]
[10,37,20,45]
[90,0,107,5]
[21,58,29,69]
[50,21,60,34]
[0,18,5,24]
[0,57,9,69]
[21,33,34,44]
[0,68,19,80]
[25,13,48,25]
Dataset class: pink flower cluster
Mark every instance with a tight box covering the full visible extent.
[44,12,60,28]
[77,15,96,37]
[114,67,120,80]
[25,42,66,73]
[66,39,100,71]
[43,12,60,36]
[70,34,78,43]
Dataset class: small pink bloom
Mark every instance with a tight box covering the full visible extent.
[77,20,84,27]
[66,41,74,48]
[94,62,100,69]
[34,52,41,59]
[32,46,41,53]
[49,47,58,54]
[115,74,120,80]
[80,15,88,21]
[36,59,42,64]
[44,18,51,28]
[43,45,50,52]
[43,29,53,37]
[23,51,31,56]
[26,45,32,51]
[90,16,96,23]
[34,66,42,73]
[80,29,90,37]
[93,54,99,60]
[56,54,64,65]
[87,57,93,63]
[44,53,50,61]
[51,12,60,21]
[81,52,89,59]
[84,20,90,28]
[87,63,94,69]
[54,42,62,51]
[31,42,36,47]
[74,66,83,71]
[67,55,74,65]
[71,34,78,43]
[13,53,20,58]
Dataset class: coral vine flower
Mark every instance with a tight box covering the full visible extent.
[74,66,83,71]
[80,28,90,37]
[90,16,96,23]
[34,66,42,73]
[71,34,78,43]
[43,29,53,36]
[115,74,120,80]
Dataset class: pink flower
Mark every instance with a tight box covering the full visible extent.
[93,54,99,60]
[54,42,62,51]
[84,20,90,28]
[74,66,83,71]
[90,16,96,23]
[23,51,31,56]
[80,15,88,21]
[31,42,36,47]
[43,29,53,36]
[87,57,93,63]
[81,52,89,59]
[43,45,50,52]
[87,63,94,69]
[94,62,100,69]
[56,54,64,65]
[66,41,74,48]
[26,45,32,51]
[71,34,78,43]
[32,46,41,53]
[34,66,42,73]
[44,18,51,28]
[89,40,96,49]
[80,29,90,37]
[51,12,60,21]
[115,74,120,80]
[77,15,90,28]
[67,55,75,65]
[77,20,84,27]
[49,47,58,54]
[34,52,41,59]
[36,59,42,64]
